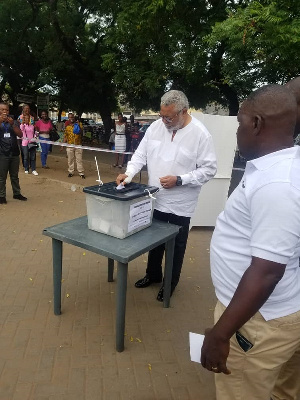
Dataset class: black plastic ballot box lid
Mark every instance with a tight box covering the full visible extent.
[83,182,159,201]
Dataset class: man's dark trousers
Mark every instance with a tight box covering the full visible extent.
[146,209,190,287]
[0,154,21,197]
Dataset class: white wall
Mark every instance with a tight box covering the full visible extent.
[190,112,238,227]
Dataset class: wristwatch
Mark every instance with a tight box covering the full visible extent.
[176,176,182,186]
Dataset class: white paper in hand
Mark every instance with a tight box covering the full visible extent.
[189,332,205,363]
[116,183,125,190]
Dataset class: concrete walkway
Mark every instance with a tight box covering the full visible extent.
[0,149,217,399]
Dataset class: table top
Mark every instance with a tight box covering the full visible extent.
[43,216,180,263]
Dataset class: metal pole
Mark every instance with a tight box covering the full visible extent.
[116,261,128,352]
[52,238,63,315]
[108,258,114,282]
[163,237,175,308]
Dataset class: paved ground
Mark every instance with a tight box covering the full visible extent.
[0,147,217,400]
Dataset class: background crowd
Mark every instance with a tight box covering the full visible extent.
[14,105,146,177]
[0,104,147,205]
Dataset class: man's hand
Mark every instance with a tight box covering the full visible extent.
[159,175,177,189]
[116,174,128,185]
[7,116,14,126]
[201,328,231,375]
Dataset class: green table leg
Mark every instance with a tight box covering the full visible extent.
[108,258,114,282]
[52,238,62,315]
[163,237,175,308]
[116,261,128,352]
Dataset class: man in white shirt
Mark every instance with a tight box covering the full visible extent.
[116,90,217,301]
[201,84,300,400]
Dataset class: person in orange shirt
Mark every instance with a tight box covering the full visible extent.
[62,113,85,178]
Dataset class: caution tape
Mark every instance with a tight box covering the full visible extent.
[22,137,133,155]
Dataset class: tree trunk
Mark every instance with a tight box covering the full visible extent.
[0,79,7,99]
[209,42,240,116]
[11,97,20,119]
[101,113,114,144]
[218,83,240,115]
[99,87,115,143]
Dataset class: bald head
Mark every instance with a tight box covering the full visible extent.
[243,84,297,125]
[285,77,300,102]
[237,84,297,160]
[285,77,300,135]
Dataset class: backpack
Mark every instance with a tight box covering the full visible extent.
[73,123,80,134]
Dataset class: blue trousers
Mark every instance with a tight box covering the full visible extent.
[39,137,50,167]
[22,146,36,171]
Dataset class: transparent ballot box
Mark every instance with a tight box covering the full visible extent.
[83,182,158,239]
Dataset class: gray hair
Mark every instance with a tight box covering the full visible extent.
[161,90,189,112]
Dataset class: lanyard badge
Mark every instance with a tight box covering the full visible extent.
[2,122,11,138]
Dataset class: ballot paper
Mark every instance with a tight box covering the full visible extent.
[189,332,205,363]
[116,183,125,190]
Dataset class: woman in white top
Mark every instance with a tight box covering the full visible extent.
[113,113,126,168]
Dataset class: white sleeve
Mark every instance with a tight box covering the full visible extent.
[250,182,300,263]
[181,134,217,186]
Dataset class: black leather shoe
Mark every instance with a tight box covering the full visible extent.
[156,285,176,302]
[68,173,73,177]
[80,174,86,179]
[135,274,162,288]
[0,197,7,204]
[13,194,27,201]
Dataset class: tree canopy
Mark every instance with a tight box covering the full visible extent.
[206,1,300,101]
[1,0,300,125]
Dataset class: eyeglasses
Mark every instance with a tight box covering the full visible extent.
[159,108,184,123]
